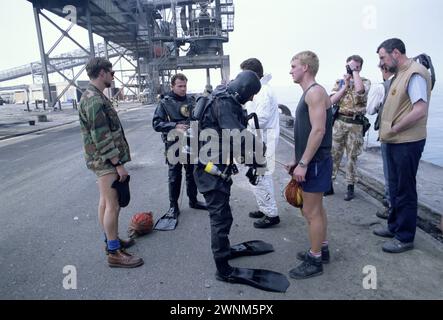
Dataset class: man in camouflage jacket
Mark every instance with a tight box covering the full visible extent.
[326,55,371,201]
[79,57,143,268]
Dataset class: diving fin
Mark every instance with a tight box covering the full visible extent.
[229,240,274,259]
[216,267,290,293]
[153,208,179,231]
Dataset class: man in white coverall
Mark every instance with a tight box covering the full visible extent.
[241,58,281,228]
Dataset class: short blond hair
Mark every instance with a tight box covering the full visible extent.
[291,51,319,76]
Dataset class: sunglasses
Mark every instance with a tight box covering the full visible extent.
[104,69,115,76]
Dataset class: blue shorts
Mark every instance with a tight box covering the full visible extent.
[300,156,332,193]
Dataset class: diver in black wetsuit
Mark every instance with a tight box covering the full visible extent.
[192,70,290,292]
[152,73,207,230]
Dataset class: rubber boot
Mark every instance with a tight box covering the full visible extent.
[344,184,354,201]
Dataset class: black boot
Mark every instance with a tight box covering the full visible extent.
[324,182,334,196]
[249,211,265,218]
[253,216,280,229]
[214,259,234,278]
[189,199,207,210]
[344,184,354,201]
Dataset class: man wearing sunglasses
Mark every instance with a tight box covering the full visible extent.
[79,57,144,268]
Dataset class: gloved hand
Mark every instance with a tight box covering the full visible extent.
[246,166,261,186]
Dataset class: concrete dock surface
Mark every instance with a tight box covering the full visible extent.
[0,102,442,300]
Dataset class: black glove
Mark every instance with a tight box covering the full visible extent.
[246,167,260,186]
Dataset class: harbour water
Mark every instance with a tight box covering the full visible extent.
[274,85,443,167]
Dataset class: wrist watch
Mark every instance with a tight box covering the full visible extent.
[298,160,307,168]
[110,159,124,167]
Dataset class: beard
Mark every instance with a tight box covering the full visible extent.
[388,57,399,73]
[388,65,397,74]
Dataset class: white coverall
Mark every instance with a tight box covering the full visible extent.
[245,74,280,218]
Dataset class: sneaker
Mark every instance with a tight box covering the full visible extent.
[249,211,265,219]
[382,238,414,253]
[107,249,144,268]
[373,227,395,238]
[297,247,330,264]
[253,216,280,229]
[289,253,323,279]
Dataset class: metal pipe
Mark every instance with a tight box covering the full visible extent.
[40,11,91,56]
[33,6,52,108]
[52,65,87,108]
[113,73,138,98]
[48,56,90,61]
[104,39,112,98]
[206,68,210,86]
[171,1,179,57]
[47,62,83,93]
[135,40,142,101]
[86,1,95,58]
[46,23,75,56]
[215,0,221,21]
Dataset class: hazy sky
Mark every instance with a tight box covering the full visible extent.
[1,0,442,94]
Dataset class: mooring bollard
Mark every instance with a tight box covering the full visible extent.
[37,115,48,122]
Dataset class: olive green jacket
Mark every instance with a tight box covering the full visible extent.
[78,84,130,171]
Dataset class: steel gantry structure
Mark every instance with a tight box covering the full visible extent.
[0,0,235,107]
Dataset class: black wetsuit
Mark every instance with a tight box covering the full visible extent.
[193,87,258,274]
[152,92,199,209]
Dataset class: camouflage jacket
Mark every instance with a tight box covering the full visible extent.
[332,78,371,116]
[78,84,130,171]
